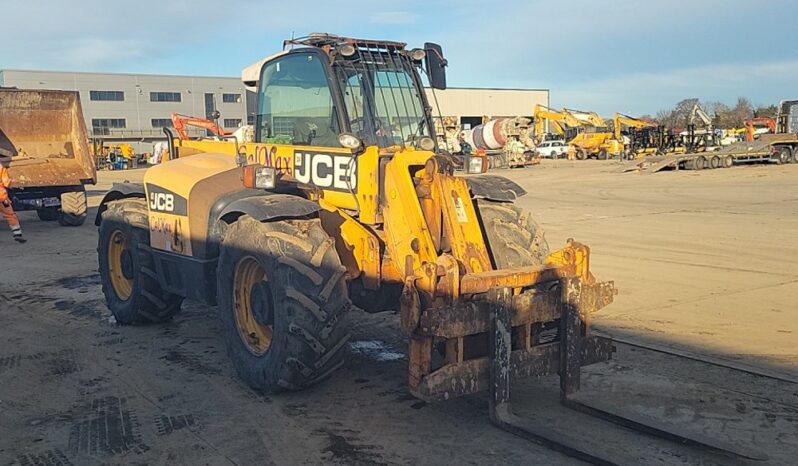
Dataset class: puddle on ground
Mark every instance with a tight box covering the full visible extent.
[349,340,404,362]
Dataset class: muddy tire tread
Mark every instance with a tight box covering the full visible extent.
[97,198,183,324]
[476,199,550,268]
[217,216,350,393]
[58,189,88,226]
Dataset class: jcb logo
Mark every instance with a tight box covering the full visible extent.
[145,184,187,215]
[149,192,175,212]
[294,151,357,192]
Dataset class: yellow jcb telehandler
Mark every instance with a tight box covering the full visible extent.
[95,34,765,464]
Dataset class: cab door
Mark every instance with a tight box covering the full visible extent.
[251,51,359,206]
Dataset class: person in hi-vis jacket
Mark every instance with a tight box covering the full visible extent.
[0,160,24,243]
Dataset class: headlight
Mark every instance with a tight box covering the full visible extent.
[409,48,426,61]
[418,136,435,151]
[337,44,357,57]
[339,133,363,150]
[243,165,276,190]
[467,155,487,174]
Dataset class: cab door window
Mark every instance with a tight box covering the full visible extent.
[256,53,340,147]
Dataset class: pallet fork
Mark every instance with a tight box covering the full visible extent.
[487,280,769,465]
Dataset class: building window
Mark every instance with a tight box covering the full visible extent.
[222,93,241,103]
[247,115,255,125]
[151,118,173,128]
[91,118,126,135]
[224,118,243,128]
[150,92,181,102]
[89,90,124,101]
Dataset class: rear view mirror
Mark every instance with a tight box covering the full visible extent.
[424,43,447,90]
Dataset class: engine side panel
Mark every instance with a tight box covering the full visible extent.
[143,152,238,256]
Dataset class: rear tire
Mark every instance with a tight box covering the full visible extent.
[97,198,183,324]
[476,199,549,268]
[575,148,587,160]
[58,189,88,226]
[597,149,608,160]
[217,216,350,393]
[37,207,59,221]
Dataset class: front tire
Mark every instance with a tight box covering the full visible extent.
[97,198,183,324]
[217,216,350,392]
[476,199,549,268]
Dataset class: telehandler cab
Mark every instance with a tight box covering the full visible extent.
[96,34,765,463]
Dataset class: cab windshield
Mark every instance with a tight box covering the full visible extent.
[331,50,431,148]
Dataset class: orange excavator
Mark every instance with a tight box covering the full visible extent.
[171,112,230,140]
[743,117,776,142]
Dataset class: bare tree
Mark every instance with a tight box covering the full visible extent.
[657,98,699,128]
[753,104,778,118]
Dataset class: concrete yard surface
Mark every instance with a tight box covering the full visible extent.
[1,160,797,465]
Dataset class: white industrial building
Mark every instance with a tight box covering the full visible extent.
[0,69,251,153]
[425,87,549,129]
[1,69,548,153]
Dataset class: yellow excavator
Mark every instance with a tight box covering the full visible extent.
[532,104,582,140]
[562,108,619,160]
[93,34,765,464]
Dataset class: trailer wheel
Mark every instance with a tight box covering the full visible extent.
[476,199,549,268]
[694,156,706,170]
[710,155,721,169]
[37,207,59,221]
[773,147,790,165]
[58,188,88,226]
[791,148,798,164]
[723,156,733,168]
[217,216,350,393]
[97,198,183,324]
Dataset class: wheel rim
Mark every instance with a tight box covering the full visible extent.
[108,230,134,300]
[233,257,273,355]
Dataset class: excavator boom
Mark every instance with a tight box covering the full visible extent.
[171,113,230,140]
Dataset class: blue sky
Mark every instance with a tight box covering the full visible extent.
[2,0,796,115]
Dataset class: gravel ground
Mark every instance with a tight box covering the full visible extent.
[1,160,796,465]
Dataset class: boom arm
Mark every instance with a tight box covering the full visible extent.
[613,113,655,140]
[743,117,776,142]
[171,113,230,140]
[563,108,605,127]
[533,104,582,138]
[689,104,713,127]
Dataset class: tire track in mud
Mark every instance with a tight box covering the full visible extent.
[10,449,73,466]
[67,396,149,456]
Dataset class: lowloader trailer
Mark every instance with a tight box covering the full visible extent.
[622,133,798,173]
